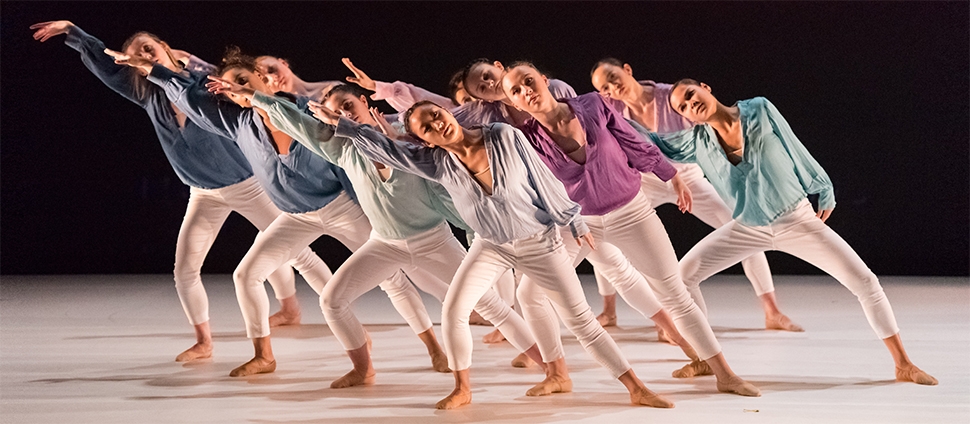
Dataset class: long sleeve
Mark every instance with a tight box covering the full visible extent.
[509,127,588,238]
[184,55,217,74]
[425,180,474,235]
[761,98,836,209]
[602,97,677,181]
[335,117,441,180]
[548,79,577,100]
[645,125,700,164]
[147,64,243,140]
[250,91,349,164]
[63,26,150,107]
[371,80,455,112]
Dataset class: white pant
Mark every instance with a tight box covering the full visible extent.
[459,227,626,378]
[174,177,308,325]
[522,191,723,361]
[596,165,774,297]
[322,222,532,354]
[681,199,900,339]
[234,192,431,339]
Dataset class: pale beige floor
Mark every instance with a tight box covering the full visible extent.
[1,274,967,423]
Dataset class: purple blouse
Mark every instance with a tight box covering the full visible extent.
[519,93,677,215]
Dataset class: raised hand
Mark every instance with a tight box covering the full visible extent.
[206,75,254,98]
[30,20,74,42]
[308,101,340,125]
[104,48,153,74]
[369,107,404,137]
[342,58,376,91]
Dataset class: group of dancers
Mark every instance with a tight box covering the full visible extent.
[31,20,937,410]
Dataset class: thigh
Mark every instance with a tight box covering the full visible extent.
[775,216,875,284]
[224,179,284,231]
[241,213,324,275]
[324,238,407,305]
[640,172,677,207]
[318,202,373,252]
[684,174,734,229]
[176,189,232,262]
[446,240,512,310]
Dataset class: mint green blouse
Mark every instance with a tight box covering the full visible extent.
[251,92,470,240]
[646,97,835,226]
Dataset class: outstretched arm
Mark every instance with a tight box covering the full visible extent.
[343,58,454,112]
[136,63,243,139]
[32,21,151,107]
[324,111,442,181]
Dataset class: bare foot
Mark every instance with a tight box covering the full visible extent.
[468,310,490,326]
[596,312,617,327]
[435,388,472,409]
[330,368,376,388]
[630,386,675,408]
[229,358,276,377]
[511,352,535,368]
[896,365,938,385]
[765,314,804,332]
[716,376,761,397]
[482,329,506,344]
[671,360,713,378]
[656,327,677,345]
[431,350,451,373]
[269,309,301,327]
[525,376,573,396]
[175,343,212,362]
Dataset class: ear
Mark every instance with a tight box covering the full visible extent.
[494,61,504,71]
[279,58,290,69]
[700,82,712,92]
[622,63,634,76]
[358,94,368,105]
[541,74,550,85]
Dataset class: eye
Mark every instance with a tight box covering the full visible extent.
[433,110,439,118]
[524,77,533,86]
[512,87,520,95]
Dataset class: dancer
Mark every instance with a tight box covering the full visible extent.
[314,99,676,409]
[205,78,546,387]
[30,20,317,363]
[110,46,440,377]
[645,79,937,385]
[503,62,760,396]
[590,58,800,332]
[255,55,341,102]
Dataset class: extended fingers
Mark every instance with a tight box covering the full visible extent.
[29,22,54,30]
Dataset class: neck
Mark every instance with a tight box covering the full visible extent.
[447,127,484,157]
[705,102,741,136]
[532,100,570,130]
[625,83,655,113]
[289,76,309,96]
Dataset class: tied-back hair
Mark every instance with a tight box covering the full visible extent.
[402,100,444,140]
[458,58,492,88]
[323,83,369,103]
[590,57,624,77]
[447,69,469,106]
[668,78,702,110]
[216,46,257,76]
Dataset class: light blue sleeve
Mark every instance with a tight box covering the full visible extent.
[506,125,588,237]
[146,64,243,140]
[63,26,150,107]
[425,180,474,236]
[250,91,350,164]
[760,98,836,209]
[643,123,700,163]
[335,117,442,181]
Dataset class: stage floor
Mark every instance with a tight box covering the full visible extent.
[1,274,967,423]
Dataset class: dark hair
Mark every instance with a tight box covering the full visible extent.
[590,57,624,77]
[505,60,540,72]
[401,100,444,138]
[668,78,702,109]
[458,58,492,89]
[323,83,369,104]
[447,69,467,106]
[216,46,257,76]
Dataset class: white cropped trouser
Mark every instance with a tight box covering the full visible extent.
[175,177,309,326]
[681,199,900,339]
[520,191,724,363]
[234,191,431,339]
[322,222,531,355]
[595,164,774,297]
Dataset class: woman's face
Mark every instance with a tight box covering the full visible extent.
[407,103,462,148]
[669,82,717,122]
[255,57,296,93]
[453,83,475,106]
[124,35,177,75]
[464,62,507,102]
[220,68,268,108]
[324,92,372,125]
[501,65,551,114]
[590,63,640,103]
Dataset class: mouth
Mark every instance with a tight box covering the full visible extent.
[527,93,539,105]
[695,103,706,114]
[443,123,454,138]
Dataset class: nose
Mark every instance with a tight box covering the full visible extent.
[138,51,153,60]
[434,120,444,132]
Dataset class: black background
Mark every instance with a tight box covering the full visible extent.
[2,1,967,276]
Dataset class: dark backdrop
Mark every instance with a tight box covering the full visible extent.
[2,1,968,276]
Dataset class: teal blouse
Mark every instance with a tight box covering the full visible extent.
[250,92,471,240]
[645,97,835,226]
